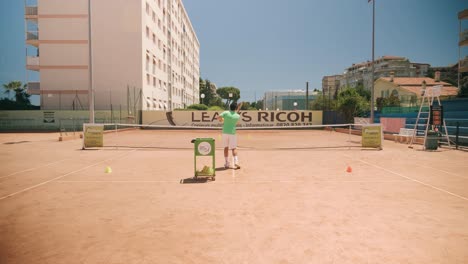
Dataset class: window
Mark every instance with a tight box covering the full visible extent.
[147,74,150,85]
[152,33,156,44]
[152,59,156,74]
[159,80,162,89]
[152,11,156,22]
[158,19,161,29]
[146,55,150,71]
[146,2,149,15]
[153,77,156,87]
[146,26,149,38]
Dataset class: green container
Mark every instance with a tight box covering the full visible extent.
[425,131,438,150]
[191,138,216,180]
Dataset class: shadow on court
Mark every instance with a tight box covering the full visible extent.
[180,167,231,184]
[180,177,210,184]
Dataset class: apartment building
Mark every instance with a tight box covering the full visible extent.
[339,56,429,91]
[322,75,342,99]
[25,0,200,111]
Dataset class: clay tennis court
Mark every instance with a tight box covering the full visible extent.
[1,129,468,263]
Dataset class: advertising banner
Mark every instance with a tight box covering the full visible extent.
[361,124,382,149]
[83,124,104,148]
[142,111,323,128]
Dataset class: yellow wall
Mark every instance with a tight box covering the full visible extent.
[374,80,418,107]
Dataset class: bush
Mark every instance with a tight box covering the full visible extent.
[207,106,224,111]
[0,99,39,110]
[187,104,208,110]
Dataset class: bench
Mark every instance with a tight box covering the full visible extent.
[394,128,415,144]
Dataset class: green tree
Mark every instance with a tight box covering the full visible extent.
[336,88,369,123]
[458,76,468,97]
[199,78,212,105]
[355,84,371,101]
[255,100,263,110]
[0,81,34,110]
[376,94,401,111]
[3,81,23,100]
[310,94,337,111]
[199,78,224,107]
[239,102,250,110]
[217,86,240,108]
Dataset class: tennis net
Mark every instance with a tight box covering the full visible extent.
[81,123,383,150]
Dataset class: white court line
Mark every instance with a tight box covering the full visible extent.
[416,164,468,179]
[55,179,409,184]
[0,150,137,201]
[56,180,181,183]
[344,154,468,202]
[0,158,71,180]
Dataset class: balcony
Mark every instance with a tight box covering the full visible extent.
[458,9,468,20]
[26,31,39,46]
[26,56,40,71]
[460,29,468,47]
[460,57,468,73]
[27,82,40,95]
[25,6,38,19]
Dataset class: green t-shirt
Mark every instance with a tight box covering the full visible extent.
[220,111,240,135]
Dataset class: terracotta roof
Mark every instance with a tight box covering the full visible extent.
[399,86,459,96]
[381,55,405,60]
[380,77,453,86]
[378,77,459,96]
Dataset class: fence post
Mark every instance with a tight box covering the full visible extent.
[456,122,460,150]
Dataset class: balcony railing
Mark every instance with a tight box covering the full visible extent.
[27,82,40,95]
[26,56,39,71]
[25,6,38,16]
[26,31,39,41]
[27,56,39,65]
[460,29,468,46]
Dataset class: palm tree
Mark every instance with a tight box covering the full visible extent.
[2,81,23,100]
[14,84,31,106]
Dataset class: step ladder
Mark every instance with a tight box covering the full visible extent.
[409,85,451,150]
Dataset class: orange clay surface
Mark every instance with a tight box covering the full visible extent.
[0,129,468,264]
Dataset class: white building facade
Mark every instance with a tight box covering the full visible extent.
[339,56,429,91]
[25,0,200,111]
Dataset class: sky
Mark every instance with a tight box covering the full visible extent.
[0,0,466,105]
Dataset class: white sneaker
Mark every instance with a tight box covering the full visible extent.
[224,162,230,169]
[234,162,241,169]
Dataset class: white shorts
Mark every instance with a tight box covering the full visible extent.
[222,134,237,149]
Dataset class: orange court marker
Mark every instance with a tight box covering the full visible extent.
[346,166,352,173]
